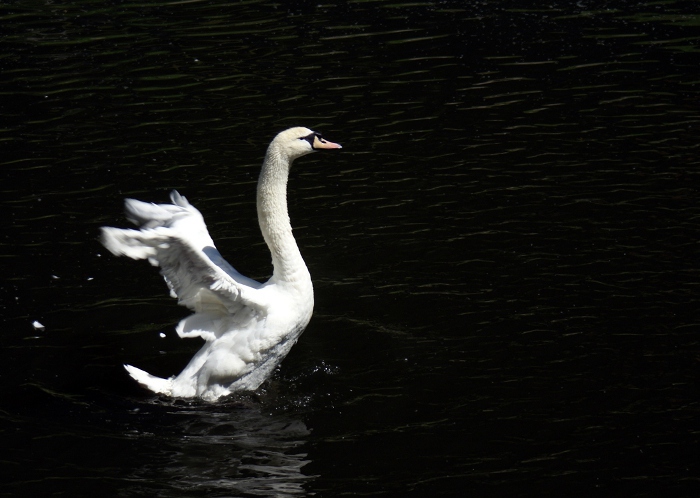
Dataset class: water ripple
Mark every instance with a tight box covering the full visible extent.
[2,0,699,495]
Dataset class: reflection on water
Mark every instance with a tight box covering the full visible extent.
[2,0,699,496]
[124,401,312,497]
[2,383,312,497]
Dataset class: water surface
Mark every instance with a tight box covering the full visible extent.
[1,1,699,496]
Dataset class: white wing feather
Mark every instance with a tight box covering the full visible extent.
[101,191,281,398]
[101,191,266,324]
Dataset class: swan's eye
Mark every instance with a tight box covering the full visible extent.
[300,132,318,147]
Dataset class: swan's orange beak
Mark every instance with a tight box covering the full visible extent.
[313,135,342,150]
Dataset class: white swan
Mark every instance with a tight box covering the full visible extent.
[101,127,341,401]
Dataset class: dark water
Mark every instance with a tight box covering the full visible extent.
[2,0,699,496]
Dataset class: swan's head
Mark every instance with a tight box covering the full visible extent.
[271,126,342,161]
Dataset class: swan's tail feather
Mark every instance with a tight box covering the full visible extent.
[124,364,173,395]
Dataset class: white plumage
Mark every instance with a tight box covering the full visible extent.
[101,127,341,401]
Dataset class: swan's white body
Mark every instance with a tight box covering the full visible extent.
[101,127,341,401]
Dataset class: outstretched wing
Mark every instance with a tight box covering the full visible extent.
[101,191,267,321]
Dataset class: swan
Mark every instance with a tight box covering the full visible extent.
[101,127,341,401]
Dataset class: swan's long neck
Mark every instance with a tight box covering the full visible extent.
[257,146,309,284]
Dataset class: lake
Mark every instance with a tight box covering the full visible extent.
[1,1,699,496]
